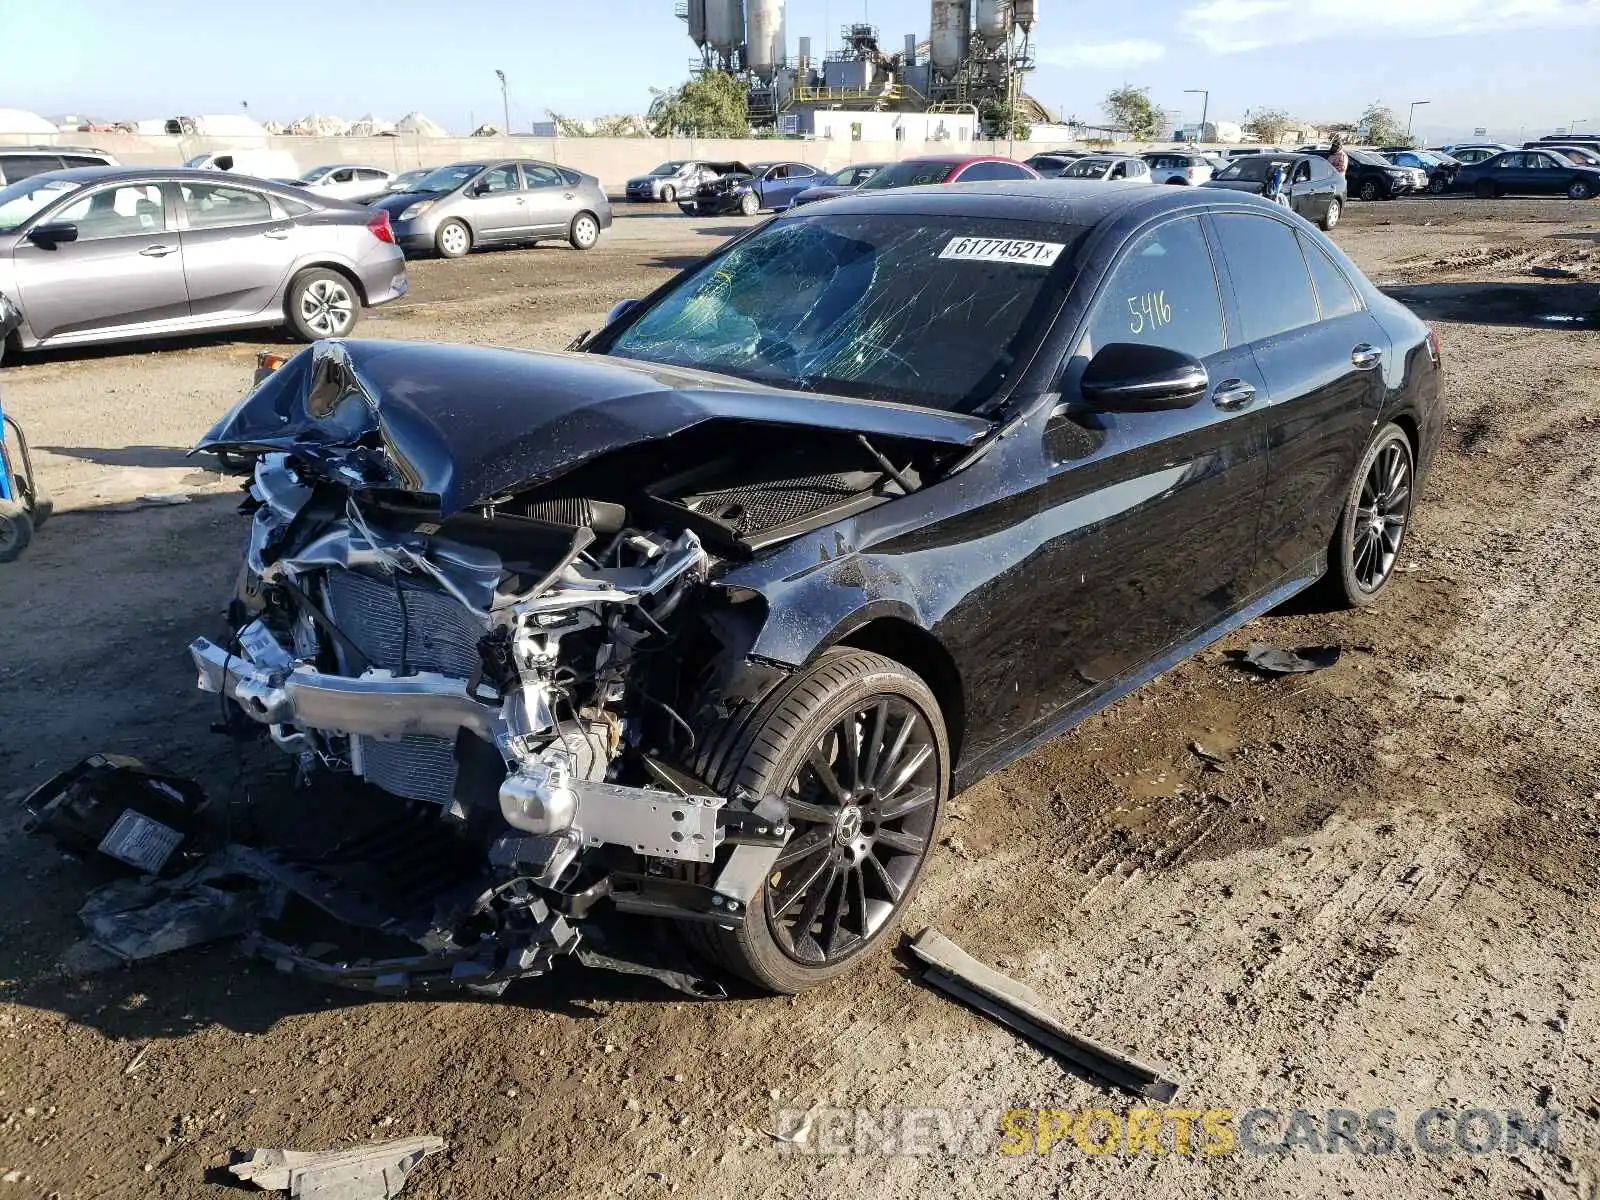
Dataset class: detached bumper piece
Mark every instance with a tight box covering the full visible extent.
[250,898,578,998]
[23,755,781,1000]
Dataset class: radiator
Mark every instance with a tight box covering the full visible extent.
[323,568,488,806]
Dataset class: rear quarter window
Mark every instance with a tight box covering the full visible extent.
[0,154,65,184]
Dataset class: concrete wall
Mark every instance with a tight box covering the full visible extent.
[2,132,1208,193]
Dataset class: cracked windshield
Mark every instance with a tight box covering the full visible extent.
[608,214,1083,411]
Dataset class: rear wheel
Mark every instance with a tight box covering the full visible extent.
[1568,180,1594,200]
[568,211,601,250]
[285,269,359,341]
[1475,179,1498,199]
[1358,178,1380,201]
[683,649,948,993]
[1325,423,1415,608]
[1321,198,1342,231]
[0,498,33,563]
[435,218,472,258]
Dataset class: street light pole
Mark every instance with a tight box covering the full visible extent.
[1407,99,1430,143]
[495,69,510,138]
[1184,89,1209,143]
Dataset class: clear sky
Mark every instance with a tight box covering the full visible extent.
[7,0,1599,141]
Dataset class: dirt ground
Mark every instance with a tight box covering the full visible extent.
[1,196,1598,1200]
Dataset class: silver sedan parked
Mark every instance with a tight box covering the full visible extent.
[371,160,612,258]
[0,167,408,352]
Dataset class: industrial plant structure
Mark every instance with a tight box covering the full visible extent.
[675,0,1047,130]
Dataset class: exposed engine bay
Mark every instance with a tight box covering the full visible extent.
[42,339,987,996]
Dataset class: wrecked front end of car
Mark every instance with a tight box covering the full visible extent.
[39,338,984,997]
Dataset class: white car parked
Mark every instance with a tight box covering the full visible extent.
[1142,150,1216,186]
[289,165,395,204]
[1058,155,1153,183]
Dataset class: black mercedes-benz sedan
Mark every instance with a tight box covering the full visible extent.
[167,184,1441,999]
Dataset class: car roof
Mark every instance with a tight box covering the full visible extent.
[2,165,368,198]
[781,179,1283,227]
[900,154,1022,167]
[0,144,113,156]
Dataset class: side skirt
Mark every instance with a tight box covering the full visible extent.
[952,555,1325,793]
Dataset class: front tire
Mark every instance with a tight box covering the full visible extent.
[1359,178,1380,201]
[739,190,761,217]
[1429,175,1447,195]
[684,649,949,993]
[435,218,472,258]
[0,498,33,563]
[1321,197,1342,231]
[285,268,359,341]
[1325,423,1415,608]
[569,211,601,250]
[660,185,676,204]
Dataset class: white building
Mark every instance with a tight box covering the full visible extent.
[794,108,976,143]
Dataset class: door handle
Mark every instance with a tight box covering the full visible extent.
[515,197,526,205]
[563,192,575,200]
[1351,343,1383,370]
[1212,379,1256,411]
[139,244,176,257]
[262,227,290,240]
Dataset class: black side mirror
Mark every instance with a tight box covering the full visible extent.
[470,181,492,196]
[27,222,79,248]
[1081,343,1208,412]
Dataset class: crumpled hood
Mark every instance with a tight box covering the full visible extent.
[195,340,991,515]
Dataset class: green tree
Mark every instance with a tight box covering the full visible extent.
[648,72,749,138]
[1358,104,1409,147]
[1243,107,1291,143]
[980,97,1031,142]
[1102,85,1165,141]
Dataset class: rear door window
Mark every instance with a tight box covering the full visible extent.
[521,163,564,189]
[1211,213,1320,342]
[1085,216,1225,360]
[180,182,274,229]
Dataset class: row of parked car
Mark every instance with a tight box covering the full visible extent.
[0,145,626,354]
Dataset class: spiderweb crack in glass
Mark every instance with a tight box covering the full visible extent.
[610,214,1085,412]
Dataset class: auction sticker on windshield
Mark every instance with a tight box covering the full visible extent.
[939,237,1065,267]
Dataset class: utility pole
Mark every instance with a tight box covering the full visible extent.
[495,69,510,138]
[1407,99,1430,143]
[1184,88,1209,143]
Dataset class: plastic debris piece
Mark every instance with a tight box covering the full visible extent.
[228,1136,445,1199]
[906,927,1182,1101]
[1235,643,1341,676]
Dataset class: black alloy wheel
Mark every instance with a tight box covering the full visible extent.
[683,649,949,993]
[1359,178,1380,201]
[766,694,941,967]
[1327,423,1415,607]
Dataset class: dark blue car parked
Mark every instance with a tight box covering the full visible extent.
[680,161,825,216]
